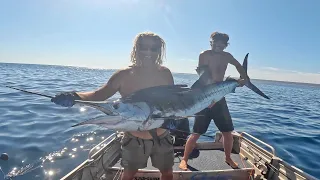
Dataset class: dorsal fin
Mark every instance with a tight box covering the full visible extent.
[191,65,212,89]
[241,53,248,79]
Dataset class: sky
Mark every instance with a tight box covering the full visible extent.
[1,0,320,84]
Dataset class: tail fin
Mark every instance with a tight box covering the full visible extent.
[242,53,270,99]
[242,53,248,76]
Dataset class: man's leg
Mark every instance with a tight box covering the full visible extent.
[179,109,211,170]
[212,98,238,169]
[120,134,151,180]
[179,133,200,170]
[221,131,238,168]
[151,131,174,180]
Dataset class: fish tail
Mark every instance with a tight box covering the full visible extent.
[242,53,270,99]
[246,82,270,99]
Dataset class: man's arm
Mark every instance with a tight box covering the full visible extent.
[198,51,209,67]
[195,51,209,75]
[76,69,125,101]
[161,66,174,85]
[227,53,250,83]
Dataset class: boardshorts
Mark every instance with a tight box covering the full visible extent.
[120,130,174,171]
[193,97,234,134]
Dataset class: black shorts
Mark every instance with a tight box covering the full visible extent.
[193,97,234,134]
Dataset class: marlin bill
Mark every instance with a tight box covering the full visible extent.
[71,53,270,131]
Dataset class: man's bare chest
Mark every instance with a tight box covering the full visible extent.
[120,73,168,96]
[207,55,228,70]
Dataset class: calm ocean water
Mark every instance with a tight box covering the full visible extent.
[0,62,319,179]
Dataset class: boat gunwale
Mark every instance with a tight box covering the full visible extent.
[60,132,120,180]
[60,131,319,180]
[107,166,255,173]
[240,132,318,180]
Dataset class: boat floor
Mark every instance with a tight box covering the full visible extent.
[113,148,252,171]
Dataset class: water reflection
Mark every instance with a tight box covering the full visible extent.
[4,129,112,180]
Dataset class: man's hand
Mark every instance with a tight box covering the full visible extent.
[51,91,81,107]
[237,79,246,87]
[238,76,250,87]
[227,53,251,87]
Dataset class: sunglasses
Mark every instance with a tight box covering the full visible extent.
[138,44,161,52]
[210,41,227,47]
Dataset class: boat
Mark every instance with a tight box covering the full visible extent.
[60,131,318,180]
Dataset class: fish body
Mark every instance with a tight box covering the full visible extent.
[74,79,239,131]
[72,53,270,131]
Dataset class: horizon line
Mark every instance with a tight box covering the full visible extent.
[1,61,319,86]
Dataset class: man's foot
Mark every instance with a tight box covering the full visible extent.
[179,160,188,171]
[225,159,239,169]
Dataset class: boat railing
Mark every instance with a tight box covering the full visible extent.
[240,132,275,156]
[239,132,318,180]
[87,132,120,160]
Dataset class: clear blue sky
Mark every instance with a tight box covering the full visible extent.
[1,0,319,84]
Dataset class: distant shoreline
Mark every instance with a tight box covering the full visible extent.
[1,62,319,86]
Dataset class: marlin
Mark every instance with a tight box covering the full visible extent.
[68,53,270,131]
[6,53,270,132]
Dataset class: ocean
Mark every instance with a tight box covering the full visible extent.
[0,62,319,179]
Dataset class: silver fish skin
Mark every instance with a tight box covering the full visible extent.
[73,79,240,131]
[72,53,270,131]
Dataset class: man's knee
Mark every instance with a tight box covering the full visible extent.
[221,131,234,143]
[187,133,201,147]
[222,131,233,138]
[190,133,201,140]
[151,133,175,170]
[193,119,210,135]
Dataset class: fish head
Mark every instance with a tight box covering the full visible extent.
[71,101,152,131]
[74,99,151,117]
[73,98,154,131]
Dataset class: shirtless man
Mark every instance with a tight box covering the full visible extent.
[51,32,174,180]
[179,32,249,170]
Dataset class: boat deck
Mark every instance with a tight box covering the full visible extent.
[113,148,252,171]
[61,132,318,180]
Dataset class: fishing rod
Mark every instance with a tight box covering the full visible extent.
[5,86,54,99]
[5,86,216,139]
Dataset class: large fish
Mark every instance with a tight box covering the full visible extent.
[70,53,270,131]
